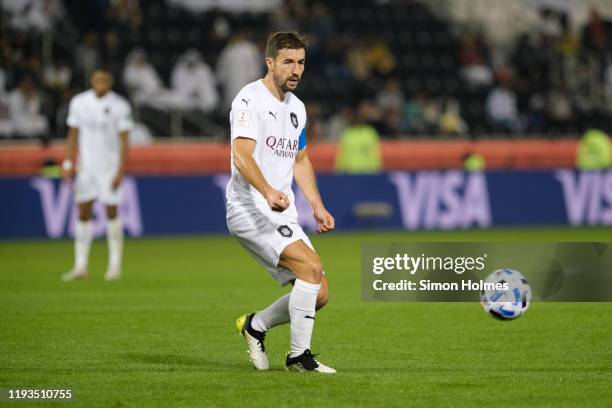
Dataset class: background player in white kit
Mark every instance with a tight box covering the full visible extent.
[230,32,336,373]
[61,68,133,281]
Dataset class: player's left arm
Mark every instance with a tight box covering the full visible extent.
[112,101,133,190]
[293,149,335,233]
[112,130,129,190]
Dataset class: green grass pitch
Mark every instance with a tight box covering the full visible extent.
[1,227,611,407]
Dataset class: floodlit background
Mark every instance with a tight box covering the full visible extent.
[0,2,611,406]
[1,0,611,140]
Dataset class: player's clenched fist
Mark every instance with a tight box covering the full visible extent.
[61,160,75,183]
[264,187,290,212]
[313,204,335,233]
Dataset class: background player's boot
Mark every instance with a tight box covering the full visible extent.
[104,267,121,281]
[236,313,269,370]
[285,349,336,373]
[61,269,88,281]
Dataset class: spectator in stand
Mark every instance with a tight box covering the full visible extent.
[605,56,612,107]
[376,79,404,112]
[122,48,181,111]
[439,97,468,136]
[558,13,579,59]
[335,101,382,174]
[269,3,298,31]
[463,151,486,172]
[357,99,386,135]
[325,106,350,142]
[305,102,325,144]
[379,108,402,138]
[7,75,48,138]
[43,60,72,92]
[547,86,574,134]
[582,8,608,54]
[43,59,72,135]
[576,129,611,169]
[511,33,549,99]
[170,49,219,113]
[402,93,427,135]
[458,31,493,88]
[485,68,521,134]
[107,0,142,34]
[422,93,441,134]
[122,49,161,101]
[216,30,262,111]
[581,8,608,107]
[525,92,547,134]
[0,70,14,137]
[347,37,395,81]
[375,79,404,138]
[3,0,64,33]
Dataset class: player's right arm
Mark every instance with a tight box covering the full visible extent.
[230,89,289,211]
[233,137,289,212]
[63,96,81,182]
[62,127,78,182]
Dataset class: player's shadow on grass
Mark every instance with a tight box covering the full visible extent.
[123,352,246,370]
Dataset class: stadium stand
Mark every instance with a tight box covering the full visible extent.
[0,0,610,140]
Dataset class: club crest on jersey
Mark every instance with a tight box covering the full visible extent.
[290,112,298,128]
[277,225,293,238]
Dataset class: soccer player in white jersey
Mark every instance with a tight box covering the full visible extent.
[230,32,336,373]
[61,68,133,282]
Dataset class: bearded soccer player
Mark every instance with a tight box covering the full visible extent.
[61,68,133,282]
[229,32,336,373]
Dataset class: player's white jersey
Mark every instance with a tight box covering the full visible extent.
[226,79,307,220]
[67,90,134,174]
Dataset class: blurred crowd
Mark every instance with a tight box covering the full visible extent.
[464,7,612,136]
[0,0,611,141]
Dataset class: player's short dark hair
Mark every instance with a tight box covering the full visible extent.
[92,65,113,76]
[265,32,308,58]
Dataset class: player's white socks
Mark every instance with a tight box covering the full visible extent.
[289,279,320,358]
[74,220,93,272]
[106,218,123,271]
[251,293,290,332]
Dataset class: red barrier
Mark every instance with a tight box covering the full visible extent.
[0,139,578,176]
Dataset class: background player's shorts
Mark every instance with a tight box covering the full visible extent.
[74,171,121,205]
[226,201,315,286]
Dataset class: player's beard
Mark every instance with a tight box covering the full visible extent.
[276,73,300,93]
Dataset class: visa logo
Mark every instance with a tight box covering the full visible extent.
[30,177,143,238]
[389,171,492,230]
[556,170,612,226]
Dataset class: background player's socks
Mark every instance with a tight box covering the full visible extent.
[289,279,320,358]
[105,218,123,280]
[74,220,93,272]
[251,293,290,332]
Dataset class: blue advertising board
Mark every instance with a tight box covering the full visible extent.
[1,170,611,239]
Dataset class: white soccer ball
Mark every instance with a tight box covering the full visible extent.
[480,268,532,320]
